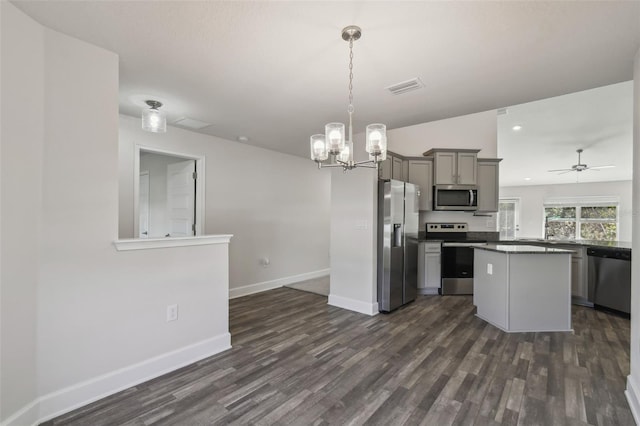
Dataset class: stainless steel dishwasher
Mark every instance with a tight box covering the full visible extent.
[587,247,631,316]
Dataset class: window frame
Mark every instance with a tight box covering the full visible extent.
[542,197,619,241]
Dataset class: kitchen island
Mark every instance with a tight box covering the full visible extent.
[473,244,573,333]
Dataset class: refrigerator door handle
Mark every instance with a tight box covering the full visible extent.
[393,224,403,247]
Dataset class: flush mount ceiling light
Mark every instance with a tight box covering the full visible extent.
[512,125,522,131]
[310,25,387,171]
[141,100,166,133]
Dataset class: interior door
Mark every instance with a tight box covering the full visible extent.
[138,171,150,238]
[167,160,196,237]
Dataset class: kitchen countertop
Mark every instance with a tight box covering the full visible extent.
[418,237,632,250]
[500,239,632,250]
[474,244,574,254]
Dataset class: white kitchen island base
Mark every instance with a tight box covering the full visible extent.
[474,245,573,333]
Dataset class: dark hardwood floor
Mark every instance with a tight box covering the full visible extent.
[43,288,633,425]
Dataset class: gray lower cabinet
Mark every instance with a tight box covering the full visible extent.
[408,159,433,211]
[418,242,441,294]
[476,159,502,212]
[561,245,588,304]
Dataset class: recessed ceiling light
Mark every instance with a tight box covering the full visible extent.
[237,136,249,142]
[523,177,532,181]
[512,125,522,131]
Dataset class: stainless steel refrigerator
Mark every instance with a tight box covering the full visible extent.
[377,179,419,313]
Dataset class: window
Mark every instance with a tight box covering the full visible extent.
[498,198,520,240]
[544,199,618,241]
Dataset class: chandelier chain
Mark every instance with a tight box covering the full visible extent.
[348,39,354,114]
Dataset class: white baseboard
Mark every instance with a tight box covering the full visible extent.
[418,287,440,295]
[328,294,379,316]
[626,374,640,425]
[229,269,329,299]
[2,333,231,426]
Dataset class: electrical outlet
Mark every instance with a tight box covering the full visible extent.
[166,304,178,322]
[487,264,493,275]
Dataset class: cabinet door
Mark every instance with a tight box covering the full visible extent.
[457,152,478,185]
[408,160,433,211]
[392,156,403,180]
[378,156,392,180]
[425,253,441,288]
[402,160,409,182]
[434,152,457,184]
[418,243,426,289]
[571,257,581,297]
[477,161,498,212]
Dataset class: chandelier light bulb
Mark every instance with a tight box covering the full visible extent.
[310,134,328,162]
[366,123,387,157]
[325,122,345,154]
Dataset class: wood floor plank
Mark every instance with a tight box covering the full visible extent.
[41,289,633,425]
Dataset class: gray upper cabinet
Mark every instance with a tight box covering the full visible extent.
[378,152,407,182]
[392,156,403,180]
[476,158,502,212]
[378,156,392,180]
[425,149,479,185]
[408,159,433,211]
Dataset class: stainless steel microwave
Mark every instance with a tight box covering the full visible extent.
[433,185,478,211]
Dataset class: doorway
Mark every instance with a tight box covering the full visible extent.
[134,147,205,238]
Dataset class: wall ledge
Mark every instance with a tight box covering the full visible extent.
[113,234,232,251]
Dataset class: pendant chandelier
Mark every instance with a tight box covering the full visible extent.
[310,26,387,170]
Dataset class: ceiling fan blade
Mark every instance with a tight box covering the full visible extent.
[557,170,575,175]
[547,168,573,172]
[588,165,615,170]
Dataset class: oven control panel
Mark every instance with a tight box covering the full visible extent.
[426,223,467,233]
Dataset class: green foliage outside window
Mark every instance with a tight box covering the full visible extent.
[544,205,617,241]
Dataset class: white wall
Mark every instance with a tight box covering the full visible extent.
[119,116,331,295]
[387,109,498,158]
[1,6,232,424]
[500,181,633,241]
[139,152,187,237]
[626,47,640,423]
[0,2,43,419]
[328,167,378,315]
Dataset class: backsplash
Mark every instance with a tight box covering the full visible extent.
[419,211,498,232]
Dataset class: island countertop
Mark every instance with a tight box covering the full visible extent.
[475,244,574,254]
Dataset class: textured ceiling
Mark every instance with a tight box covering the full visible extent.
[12,1,640,161]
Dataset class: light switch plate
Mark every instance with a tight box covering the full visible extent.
[487,263,493,275]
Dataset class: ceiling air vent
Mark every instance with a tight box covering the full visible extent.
[173,117,212,130]
[497,108,508,115]
[386,78,424,95]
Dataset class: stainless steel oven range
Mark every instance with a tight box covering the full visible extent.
[425,223,487,295]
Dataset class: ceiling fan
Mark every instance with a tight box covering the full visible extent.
[547,149,615,174]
